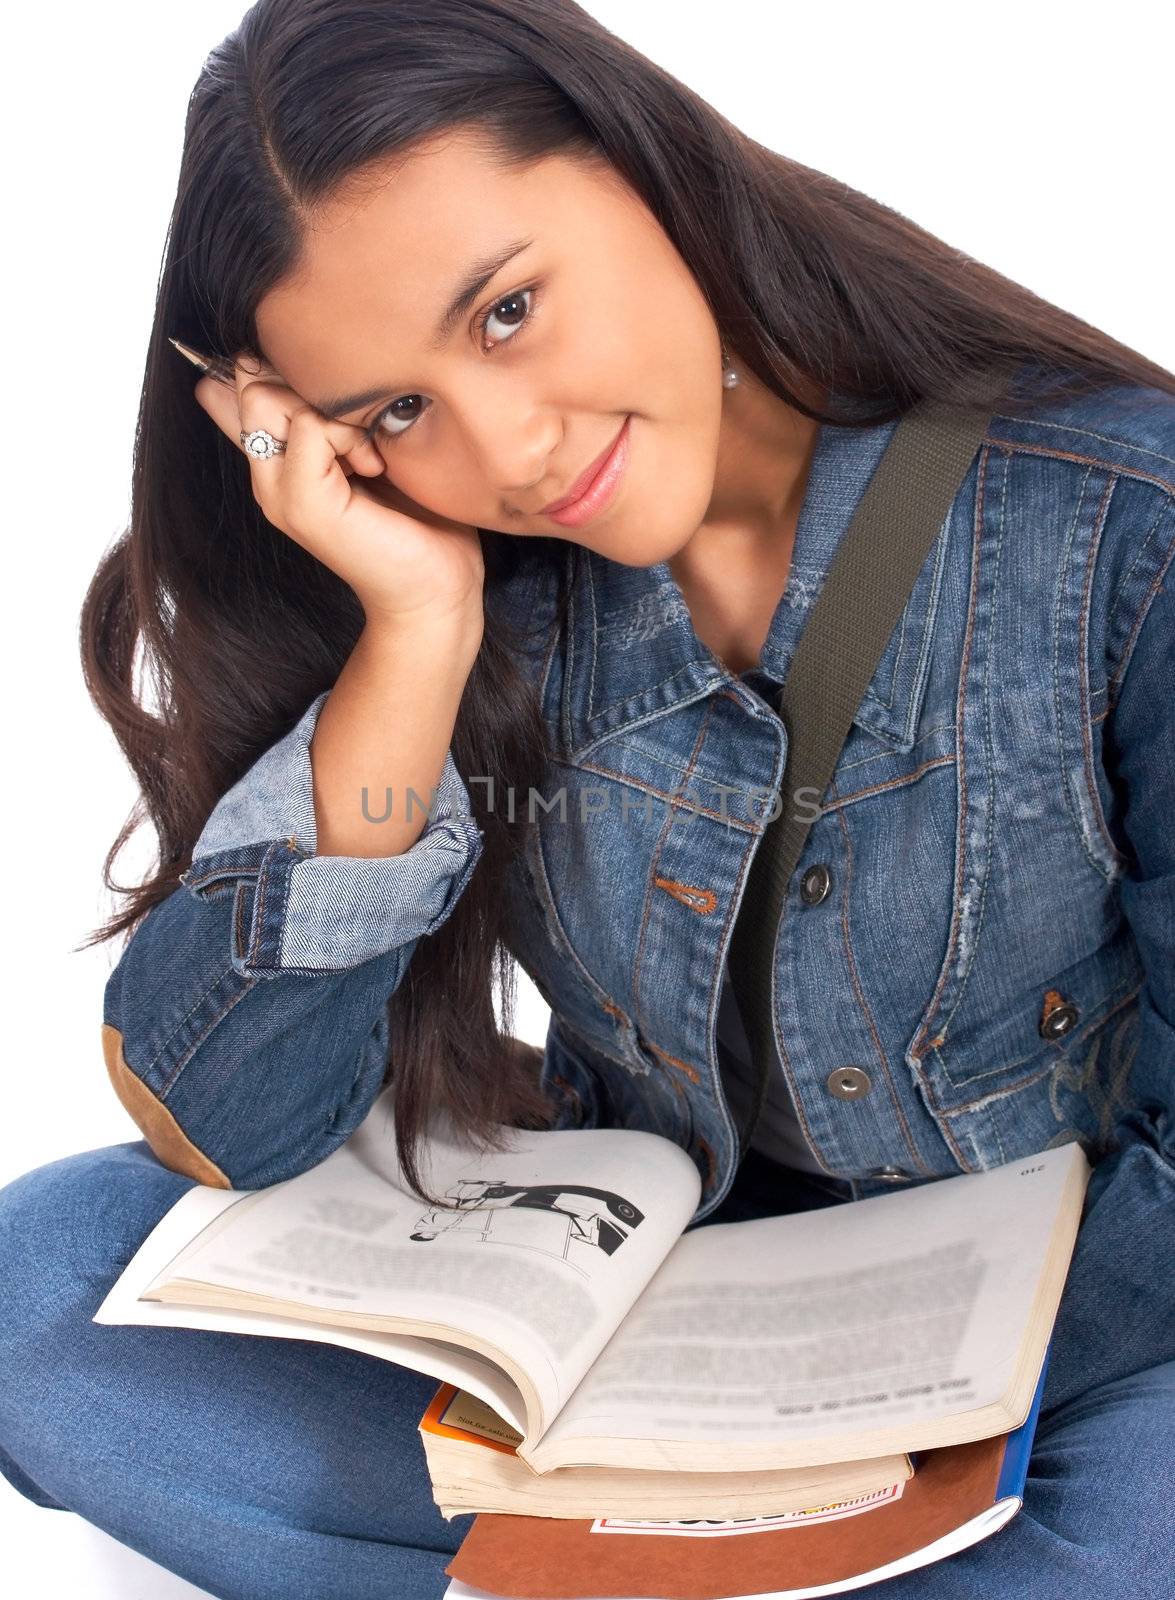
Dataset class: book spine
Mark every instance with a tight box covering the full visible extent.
[995,1340,1052,1503]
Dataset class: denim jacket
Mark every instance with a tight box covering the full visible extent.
[101,374,1175,1227]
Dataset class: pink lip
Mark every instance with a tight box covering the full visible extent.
[540,416,631,526]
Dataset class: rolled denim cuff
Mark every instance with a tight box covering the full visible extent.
[184,690,484,972]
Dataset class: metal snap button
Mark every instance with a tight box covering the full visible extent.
[800,864,833,905]
[868,1165,912,1181]
[1040,1001,1080,1040]
[825,1066,872,1099]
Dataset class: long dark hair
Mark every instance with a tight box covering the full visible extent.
[79,0,1175,1199]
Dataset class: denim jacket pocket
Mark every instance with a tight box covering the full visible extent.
[907,932,1145,1113]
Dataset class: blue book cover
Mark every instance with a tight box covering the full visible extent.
[994,1339,1051,1504]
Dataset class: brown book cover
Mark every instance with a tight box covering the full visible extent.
[445,1434,1012,1599]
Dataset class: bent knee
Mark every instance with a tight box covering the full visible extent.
[1023,1360,1175,1590]
[0,1142,197,1344]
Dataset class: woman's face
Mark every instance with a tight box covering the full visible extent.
[253,128,728,566]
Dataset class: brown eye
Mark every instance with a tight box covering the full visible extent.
[372,395,427,440]
[370,282,541,444]
[479,287,535,346]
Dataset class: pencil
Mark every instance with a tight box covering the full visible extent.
[167,337,240,387]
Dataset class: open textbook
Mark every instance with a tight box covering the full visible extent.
[94,1085,1088,1519]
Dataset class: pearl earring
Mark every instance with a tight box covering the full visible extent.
[721,343,740,388]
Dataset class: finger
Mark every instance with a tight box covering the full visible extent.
[236,353,389,476]
[192,371,362,478]
[271,404,397,540]
[190,355,387,484]
[192,370,244,446]
[189,351,286,438]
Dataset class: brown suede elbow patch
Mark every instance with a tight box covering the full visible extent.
[101,1023,231,1189]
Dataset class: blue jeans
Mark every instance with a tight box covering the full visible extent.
[1,1112,1173,1600]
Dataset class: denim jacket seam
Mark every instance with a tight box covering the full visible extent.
[1057,469,1131,881]
[329,1012,391,1132]
[183,860,262,895]
[585,659,722,730]
[159,967,263,1098]
[245,840,297,970]
[1105,493,1173,672]
[537,606,562,714]
[931,975,1146,1113]
[830,804,933,1174]
[825,753,954,811]
[137,951,245,1086]
[768,1031,840,1180]
[907,439,987,1064]
[986,425,1175,487]
[933,446,1003,1042]
[528,821,618,1016]
[631,702,713,1044]
[835,716,956,773]
[1075,475,1132,875]
[1107,514,1175,712]
[570,756,762,834]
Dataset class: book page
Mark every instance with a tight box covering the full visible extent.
[122,1088,701,1437]
[538,1141,1085,1463]
[93,1182,532,1428]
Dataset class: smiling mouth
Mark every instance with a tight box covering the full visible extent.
[537,416,632,528]
[537,417,630,515]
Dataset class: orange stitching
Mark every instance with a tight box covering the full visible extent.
[822,754,955,811]
[233,881,247,959]
[653,876,718,914]
[598,998,701,1085]
[902,446,991,1174]
[566,758,758,831]
[1111,552,1173,703]
[1075,477,1130,869]
[833,806,930,1174]
[908,445,985,1069]
[632,702,714,1028]
[647,1041,701,1084]
[985,435,1175,498]
[935,980,1144,1115]
[697,1135,717,1189]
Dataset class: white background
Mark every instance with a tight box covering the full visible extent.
[2,2,1171,1594]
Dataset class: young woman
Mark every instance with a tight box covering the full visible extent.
[2,2,1172,1596]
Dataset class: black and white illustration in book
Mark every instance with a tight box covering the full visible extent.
[410,1179,645,1274]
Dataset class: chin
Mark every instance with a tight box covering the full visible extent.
[585,522,693,568]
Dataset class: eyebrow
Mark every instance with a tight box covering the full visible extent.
[308,236,536,418]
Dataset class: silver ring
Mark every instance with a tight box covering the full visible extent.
[240,427,288,460]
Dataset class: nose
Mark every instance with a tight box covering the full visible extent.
[464,405,561,514]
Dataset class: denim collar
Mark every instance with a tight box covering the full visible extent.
[555,407,954,762]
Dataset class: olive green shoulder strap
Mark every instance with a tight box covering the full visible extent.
[726,367,1016,1162]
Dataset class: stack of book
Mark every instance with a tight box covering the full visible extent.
[95,1085,1085,1599]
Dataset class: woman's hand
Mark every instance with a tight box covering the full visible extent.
[193,355,485,634]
